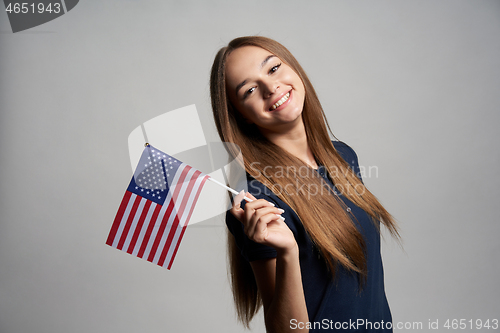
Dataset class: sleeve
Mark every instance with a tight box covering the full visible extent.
[225,179,279,262]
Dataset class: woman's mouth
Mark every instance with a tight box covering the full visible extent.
[270,92,291,111]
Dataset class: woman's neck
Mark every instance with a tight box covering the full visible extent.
[261,120,318,169]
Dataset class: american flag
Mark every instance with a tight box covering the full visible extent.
[106,144,210,269]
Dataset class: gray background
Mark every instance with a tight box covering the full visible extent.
[1,1,499,332]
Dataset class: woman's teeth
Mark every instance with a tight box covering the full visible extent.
[270,92,290,110]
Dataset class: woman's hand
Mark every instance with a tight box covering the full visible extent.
[232,191,308,332]
[230,191,297,254]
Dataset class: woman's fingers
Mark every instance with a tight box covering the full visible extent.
[233,190,246,209]
[230,190,261,221]
[244,199,275,224]
[230,191,273,220]
[229,190,246,221]
[245,205,284,237]
[229,191,283,225]
[251,211,285,243]
[244,192,257,202]
[229,191,291,247]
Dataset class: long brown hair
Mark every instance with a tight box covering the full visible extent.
[210,36,399,327]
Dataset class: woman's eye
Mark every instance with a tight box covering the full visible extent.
[270,63,281,74]
[243,87,255,99]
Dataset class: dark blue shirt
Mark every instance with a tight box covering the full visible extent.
[226,141,392,332]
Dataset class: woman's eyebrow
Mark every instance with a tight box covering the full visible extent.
[261,55,276,68]
[235,55,277,95]
[235,79,248,95]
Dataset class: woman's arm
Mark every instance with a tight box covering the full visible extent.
[231,191,309,333]
[251,249,308,333]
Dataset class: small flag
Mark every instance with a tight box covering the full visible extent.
[106,144,210,269]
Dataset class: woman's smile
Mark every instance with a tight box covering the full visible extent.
[269,91,291,111]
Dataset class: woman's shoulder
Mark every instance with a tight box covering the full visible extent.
[332,140,358,164]
[331,141,363,182]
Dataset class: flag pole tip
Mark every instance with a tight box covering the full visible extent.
[145,143,150,147]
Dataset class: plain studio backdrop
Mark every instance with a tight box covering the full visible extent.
[0,1,499,332]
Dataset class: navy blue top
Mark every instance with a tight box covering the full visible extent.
[226,141,392,332]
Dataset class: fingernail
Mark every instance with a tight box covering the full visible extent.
[277,208,285,213]
[268,202,275,206]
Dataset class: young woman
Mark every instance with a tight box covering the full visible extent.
[210,36,400,333]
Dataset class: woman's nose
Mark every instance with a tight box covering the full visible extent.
[262,79,279,98]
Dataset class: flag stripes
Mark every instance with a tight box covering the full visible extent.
[106,146,210,269]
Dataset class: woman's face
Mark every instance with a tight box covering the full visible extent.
[225,46,306,134]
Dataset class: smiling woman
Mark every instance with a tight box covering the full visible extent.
[210,36,400,333]
[224,46,306,137]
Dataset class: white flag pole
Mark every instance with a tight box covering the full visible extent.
[207,177,253,202]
